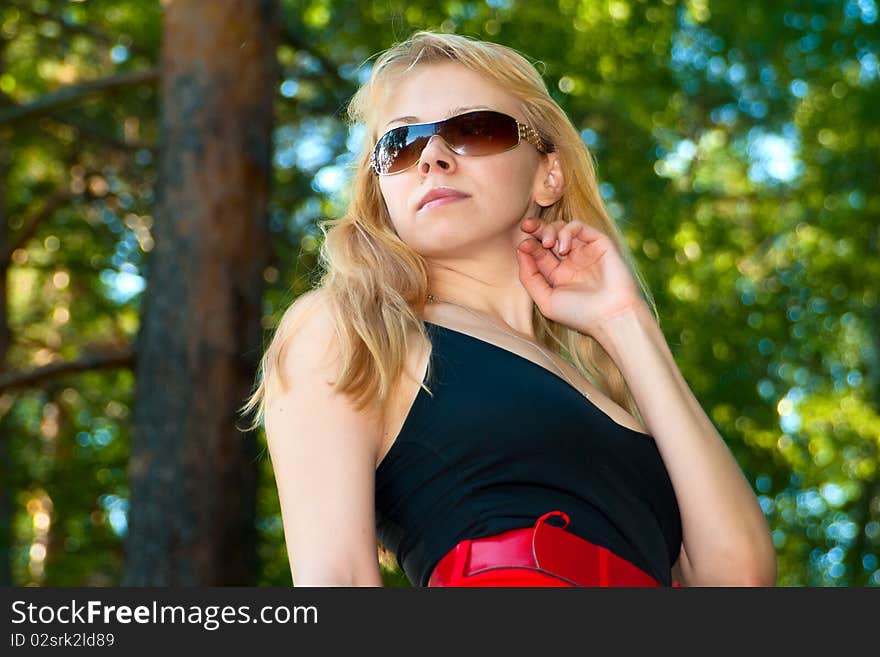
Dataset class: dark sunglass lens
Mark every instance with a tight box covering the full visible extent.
[442,111,518,155]
[375,124,433,174]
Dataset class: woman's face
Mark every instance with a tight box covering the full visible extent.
[375,61,549,258]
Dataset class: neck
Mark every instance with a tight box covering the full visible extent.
[423,221,541,338]
[426,291,537,341]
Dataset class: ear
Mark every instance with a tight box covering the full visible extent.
[532,151,565,208]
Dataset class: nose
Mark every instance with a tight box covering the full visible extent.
[418,134,456,175]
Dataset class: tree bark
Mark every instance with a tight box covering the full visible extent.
[124,0,278,585]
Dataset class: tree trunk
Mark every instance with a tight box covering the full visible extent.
[124,0,278,585]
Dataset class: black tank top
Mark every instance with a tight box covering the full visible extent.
[375,320,682,587]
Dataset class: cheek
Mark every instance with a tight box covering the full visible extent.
[378,179,417,239]
[378,179,405,218]
[480,160,534,209]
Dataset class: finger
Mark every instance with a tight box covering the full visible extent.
[521,218,555,247]
[520,217,541,232]
[539,220,568,249]
[541,223,558,249]
[557,226,570,255]
[565,220,608,247]
[515,243,554,311]
[563,223,612,267]
[558,221,583,255]
[521,218,566,251]
[559,234,570,255]
[517,237,560,280]
[554,220,577,253]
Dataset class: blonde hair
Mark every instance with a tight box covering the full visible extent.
[241,29,659,436]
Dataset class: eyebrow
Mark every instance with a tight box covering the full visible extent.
[384,105,495,128]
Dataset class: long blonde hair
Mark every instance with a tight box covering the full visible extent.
[242,29,659,434]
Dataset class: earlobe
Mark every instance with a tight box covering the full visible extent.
[534,153,565,207]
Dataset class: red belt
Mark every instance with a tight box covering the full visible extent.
[427,510,665,587]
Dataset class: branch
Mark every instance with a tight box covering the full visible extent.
[48,112,154,152]
[279,10,355,108]
[0,162,115,266]
[281,28,348,89]
[0,69,158,126]
[0,348,134,393]
[0,187,72,266]
[9,0,152,59]
[0,84,154,153]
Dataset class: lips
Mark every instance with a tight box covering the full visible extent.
[418,187,470,211]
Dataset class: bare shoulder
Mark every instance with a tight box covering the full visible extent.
[270,289,350,384]
[262,288,384,585]
[275,288,335,346]
[273,288,369,397]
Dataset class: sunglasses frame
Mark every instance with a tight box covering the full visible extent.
[369,109,548,176]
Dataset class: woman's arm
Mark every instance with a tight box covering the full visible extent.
[264,291,385,587]
[516,216,776,585]
[593,303,777,586]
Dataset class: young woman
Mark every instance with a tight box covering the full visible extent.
[243,31,777,588]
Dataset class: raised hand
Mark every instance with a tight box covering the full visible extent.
[515,216,648,338]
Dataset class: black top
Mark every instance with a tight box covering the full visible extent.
[375,320,682,587]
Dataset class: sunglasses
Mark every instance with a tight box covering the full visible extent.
[369,109,547,176]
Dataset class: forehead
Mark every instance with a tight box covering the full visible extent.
[378,62,520,128]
